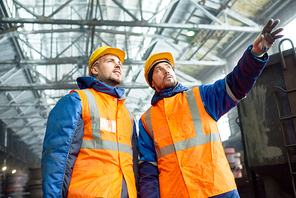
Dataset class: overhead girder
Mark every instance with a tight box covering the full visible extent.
[6,120,46,128]
[0,115,47,119]
[0,80,204,91]
[0,83,143,91]
[0,18,262,32]
[189,0,223,25]
[0,56,226,66]
[111,0,138,21]
[12,0,73,19]
[0,24,23,35]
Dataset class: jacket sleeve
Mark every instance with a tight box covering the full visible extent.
[200,44,269,121]
[41,92,83,198]
[137,118,160,198]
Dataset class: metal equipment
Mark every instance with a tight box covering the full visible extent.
[238,39,296,197]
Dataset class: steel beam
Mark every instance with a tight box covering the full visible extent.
[0,83,142,91]
[0,17,262,32]
[224,8,259,27]
[189,0,223,25]
[147,0,179,22]
[0,103,52,107]
[47,0,73,19]
[97,0,103,20]
[0,24,24,35]
[55,32,85,58]
[18,37,47,59]
[111,0,138,21]
[0,116,47,119]
[12,0,39,18]
[0,80,205,91]
[0,56,226,66]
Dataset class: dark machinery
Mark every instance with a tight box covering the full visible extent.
[238,39,296,198]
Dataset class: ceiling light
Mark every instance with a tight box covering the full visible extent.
[2,166,7,171]
[186,31,195,37]
[12,169,16,174]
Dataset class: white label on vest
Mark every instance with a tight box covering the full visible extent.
[100,118,116,133]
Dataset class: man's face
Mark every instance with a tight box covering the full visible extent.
[91,54,122,87]
[151,62,177,92]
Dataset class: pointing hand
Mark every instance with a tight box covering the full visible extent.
[252,19,284,54]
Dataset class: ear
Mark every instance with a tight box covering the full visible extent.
[91,66,99,76]
[151,80,156,90]
[151,80,154,88]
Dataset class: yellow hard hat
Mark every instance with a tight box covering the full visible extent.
[144,52,175,87]
[89,46,126,76]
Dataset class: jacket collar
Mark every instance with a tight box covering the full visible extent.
[151,82,189,105]
[76,76,125,98]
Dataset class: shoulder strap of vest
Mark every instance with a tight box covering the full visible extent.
[127,109,134,140]
[144,106,153,138]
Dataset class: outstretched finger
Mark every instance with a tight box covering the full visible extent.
[261,19,274,33]
[269,19,280,30]
[271,28,284,37]
[273,34,284,40]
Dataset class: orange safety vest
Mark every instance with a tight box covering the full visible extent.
[67,88,137,198]
[141,87,236,197]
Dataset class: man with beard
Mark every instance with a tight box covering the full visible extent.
[137,19,283,197]
[42,46,138,198]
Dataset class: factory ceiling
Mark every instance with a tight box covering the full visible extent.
[0,0,294,159]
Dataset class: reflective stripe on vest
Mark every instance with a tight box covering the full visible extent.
[145,89,221,159]
[80,89,133,155]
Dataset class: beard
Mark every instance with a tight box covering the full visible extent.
[163,74,176,88]
[110,77,121,84]
[153,76,176,91]
[163,79,176,89]
[107,73,122,85]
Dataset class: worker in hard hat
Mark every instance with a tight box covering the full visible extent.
[137,19,283,198]
[42,46,138,197]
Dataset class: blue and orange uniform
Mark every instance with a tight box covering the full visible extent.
[42,76,138,198]
[138,45,269,198]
